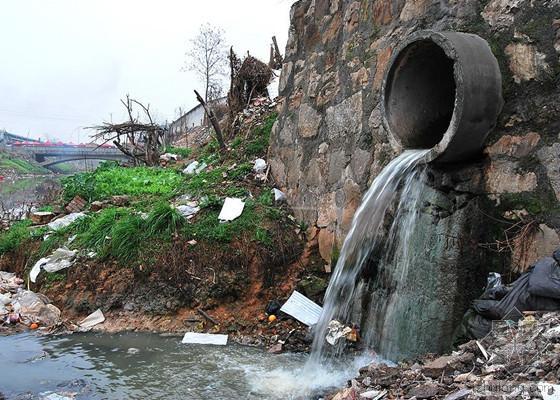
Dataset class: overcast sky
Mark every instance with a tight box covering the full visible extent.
[0,0,294,143]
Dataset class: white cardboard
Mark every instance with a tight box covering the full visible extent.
[280,290,323,327]
[78,309,105,330]
[181,332,228,345]
[218,197,245,221]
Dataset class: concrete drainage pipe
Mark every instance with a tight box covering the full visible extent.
[381,30,503,163]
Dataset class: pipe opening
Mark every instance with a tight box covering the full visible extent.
[384,40,456,149]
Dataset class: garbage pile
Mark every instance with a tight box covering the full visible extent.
[463,249,560,339]
[330,312,560,400]
[0,271,61,333]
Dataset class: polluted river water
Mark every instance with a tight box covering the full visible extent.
[0,152,427,399]
[0,332,370,399]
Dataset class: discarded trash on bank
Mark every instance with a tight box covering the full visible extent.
[183,160,207,175]
[218,197,245,221]
[280,290,322,326]
[272,188,286,203]
[325,320,359,345]
[78,309,105,331]
[30,247,77,283]
[181,332,228,345]
[47,213,86,231]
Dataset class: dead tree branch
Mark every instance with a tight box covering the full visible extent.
[194,90,225,151]
[89,95,165,166]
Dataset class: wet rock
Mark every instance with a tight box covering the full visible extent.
[538,143,560,201]
[406,382,439,399]
[505,43,551,83]
[298,275,328,299]
[485,159,537,194]
[298,103,321,138]
[485,132,540,158]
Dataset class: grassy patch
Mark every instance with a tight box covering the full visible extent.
[0,153,48,174]
[182,200,262,243]
[62,162,184,202]
[0,220,32,255]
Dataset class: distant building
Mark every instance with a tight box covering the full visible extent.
[168,97,227,141]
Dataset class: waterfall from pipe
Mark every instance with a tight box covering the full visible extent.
[307,149,429,365]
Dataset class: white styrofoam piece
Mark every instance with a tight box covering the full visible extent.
[280,290,323,326]
[181,332,229,345]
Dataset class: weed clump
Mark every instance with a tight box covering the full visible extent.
[0,220,32,255]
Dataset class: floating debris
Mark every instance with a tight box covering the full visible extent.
[181,332,228,345]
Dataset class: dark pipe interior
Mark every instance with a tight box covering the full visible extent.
[384,40,456,149]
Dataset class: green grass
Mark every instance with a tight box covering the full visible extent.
[64,205,186,264]
[146,202,185,237]
[0,220,32,255]
[62,162,184,202]
[0,153,48,174]
[182,199,262,243]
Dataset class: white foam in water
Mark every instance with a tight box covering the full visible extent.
[248,353,379,399]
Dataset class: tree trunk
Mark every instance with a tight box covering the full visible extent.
[194,90,226,151]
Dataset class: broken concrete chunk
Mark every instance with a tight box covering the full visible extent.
[65,195,87,213]
[406,382,439,399]
[30,211,55,225]
[111,195,130,206]
[218,197,245,221]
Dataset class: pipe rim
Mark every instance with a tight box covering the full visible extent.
[381,30,466,163]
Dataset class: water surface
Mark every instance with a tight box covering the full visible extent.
[0,332,367,399]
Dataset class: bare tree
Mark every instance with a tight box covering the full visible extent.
[89,95,165,166]
[184,23,228,103]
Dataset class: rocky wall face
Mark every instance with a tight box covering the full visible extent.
[270,0,560,269]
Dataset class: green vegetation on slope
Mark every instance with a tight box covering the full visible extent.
[0,152,49,174]
[61,161,184,202]
[1,111,292,269]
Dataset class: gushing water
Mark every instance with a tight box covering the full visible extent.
[308,149,429,365]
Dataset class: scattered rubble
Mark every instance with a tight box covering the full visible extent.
[1,271,62,333]
[328,312,560,400]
